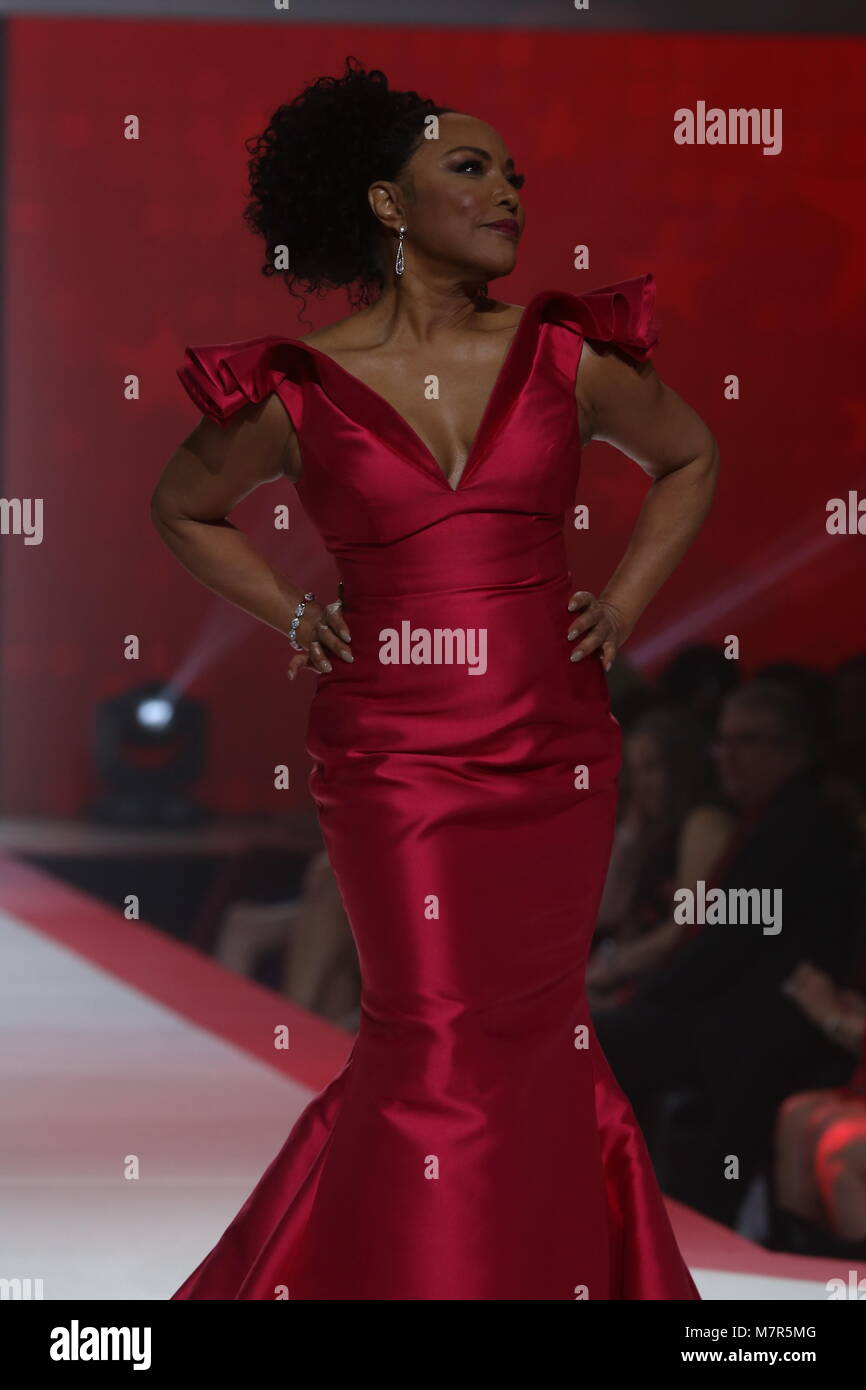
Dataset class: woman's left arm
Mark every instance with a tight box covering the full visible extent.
[568,342,720,668]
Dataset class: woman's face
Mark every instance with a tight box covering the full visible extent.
[626,731,668,819]
[371,112,524,285]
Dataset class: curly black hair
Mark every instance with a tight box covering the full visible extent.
[243,58,453,309]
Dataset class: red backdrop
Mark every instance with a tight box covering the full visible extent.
[2,20,864,815]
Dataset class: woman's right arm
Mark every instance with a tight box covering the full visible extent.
[150,396,351,672]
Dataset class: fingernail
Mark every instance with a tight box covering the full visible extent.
[287,671,294,680]
[571,651,583,662]
[340,650,354,663]
[568,601,576,611]
[321,662,332,673]
[341,631,352,642]
[567,629,577,641]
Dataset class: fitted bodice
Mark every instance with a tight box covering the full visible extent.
[177,276,658,604]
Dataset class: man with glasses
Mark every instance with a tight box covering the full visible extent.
[592,679,866,1228]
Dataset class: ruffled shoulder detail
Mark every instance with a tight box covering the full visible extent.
[177,335,303,427]
[539,273,659,363]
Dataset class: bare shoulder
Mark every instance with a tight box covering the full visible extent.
[679,803,737,847]
[687,802,736,829]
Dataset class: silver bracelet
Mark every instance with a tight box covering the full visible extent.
[288,592,315,652]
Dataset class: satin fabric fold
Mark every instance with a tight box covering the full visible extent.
[172,275,700,1300]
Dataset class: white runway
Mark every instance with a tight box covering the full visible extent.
[1,854,860,1301]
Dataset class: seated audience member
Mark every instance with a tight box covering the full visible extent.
[216,849,360,1029]
[770,960,866,1256]
[656,643,740,735]
[280,850,359,1026]
[592,679,866,1227]
[588,707,735,1005]
[753,661,833,740]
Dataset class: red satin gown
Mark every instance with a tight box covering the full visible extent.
[171,274,700,1300]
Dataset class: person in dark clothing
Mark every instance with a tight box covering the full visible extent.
[592,678,866,1227]
[656,643,741,736]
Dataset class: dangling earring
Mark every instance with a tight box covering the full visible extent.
[395,225,405,276]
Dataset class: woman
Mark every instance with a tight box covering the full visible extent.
[588,707,735,1006]
[772,961,866,1256]
[152,59,718,1300]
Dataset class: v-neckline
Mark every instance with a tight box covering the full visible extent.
[285,291,548,493]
